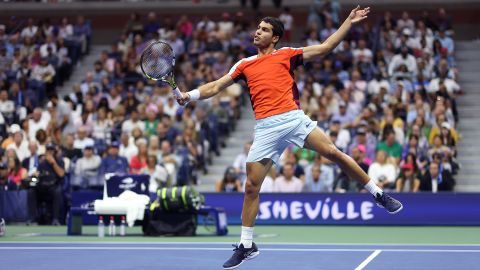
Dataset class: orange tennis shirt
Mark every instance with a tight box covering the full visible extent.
[228,47,303,120]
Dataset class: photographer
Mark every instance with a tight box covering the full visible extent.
[30,143,65,225]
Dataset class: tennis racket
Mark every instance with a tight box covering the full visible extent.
[140,41,182,98]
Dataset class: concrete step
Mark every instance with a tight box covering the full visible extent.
[456,41,480,50]
[455,185,480,192]
[454,175,479,185]
[456,50,480,61]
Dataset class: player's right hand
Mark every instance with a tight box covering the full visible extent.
[176,92,190,106]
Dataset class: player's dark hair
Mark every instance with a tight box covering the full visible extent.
[261,17,284,41]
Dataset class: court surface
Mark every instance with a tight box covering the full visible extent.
[1,225,480,270]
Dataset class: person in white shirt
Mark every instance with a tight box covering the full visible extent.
[119,132,138,162]
[20,18,38,39]
[73,127,94,150]
[196,15,216,32]
[0,90,14,119]
[273,163,303,193]
[397,11,415,33]
[353,39,373,64]
[122,110,145,135]
[279,7,293,42]
[28,108,49,140]
[388,46,417,78]
[368,150,397,189]
[40,35,57,58]
[72,145,102,189]
[7,127,30,162]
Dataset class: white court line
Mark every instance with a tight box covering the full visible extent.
[1,247,480,253]
[2,241,480,247]
[355,250,382,270]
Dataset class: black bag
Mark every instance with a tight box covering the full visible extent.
[143,210,197,236]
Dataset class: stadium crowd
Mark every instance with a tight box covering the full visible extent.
[0,3,461,224]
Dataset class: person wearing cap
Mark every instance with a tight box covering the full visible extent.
[98,141,129,178]
[35,143,65,225]
[72,145,101,190]
[395,162,420,192]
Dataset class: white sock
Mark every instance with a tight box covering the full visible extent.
[240,226,254,248]
[364,180,383,196]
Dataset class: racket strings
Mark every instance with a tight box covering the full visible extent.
[141,42,175,79]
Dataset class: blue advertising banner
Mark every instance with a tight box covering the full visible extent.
[70,189,480,226]
[203,193,480,226]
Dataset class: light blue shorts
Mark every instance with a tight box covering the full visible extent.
[246,110,317,165]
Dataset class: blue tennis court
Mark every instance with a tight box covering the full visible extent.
[1,242,479,270]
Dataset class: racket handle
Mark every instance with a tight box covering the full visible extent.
[172,87,182,98]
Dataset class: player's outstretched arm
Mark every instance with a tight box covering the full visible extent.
[176,74,234,105]
[302,6,370,61]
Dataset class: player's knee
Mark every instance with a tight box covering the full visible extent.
[244,178,261,197]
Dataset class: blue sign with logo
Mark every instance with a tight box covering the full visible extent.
[106,174,150,197]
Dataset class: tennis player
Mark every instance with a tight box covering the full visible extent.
[177,6,403,269]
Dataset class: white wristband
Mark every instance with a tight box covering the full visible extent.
[187,89,200,101]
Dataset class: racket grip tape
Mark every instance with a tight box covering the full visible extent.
[172,87,182,98]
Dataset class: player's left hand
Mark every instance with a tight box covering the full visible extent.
[349,6,370,24]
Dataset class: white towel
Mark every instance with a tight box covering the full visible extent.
[94,190,150,227]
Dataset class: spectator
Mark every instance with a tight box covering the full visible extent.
[6,157,27,188]
[34,143,65,225]
[419,161,455,192]
[7,126,29,162]
[377,129,402,160]
[0,162,9,191]
[73,126,94,150]
[142,155,169,193]
[119,132,138,162]
[22,140,41,177]
[279,7,293,42]
[122,109,144,135]
[303,161,334,192]
[335,146,369,192]
[72,145,101,189]
[28,108,49,140]
[388,46,417,78]
[130,138,148,174]
[368,150,397,189]
[273,163,303,193]
[99,141,129,177]
[158,140,179,186]
[395,162,420,192]
[216,166,242,192]
[61,134,82,161]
